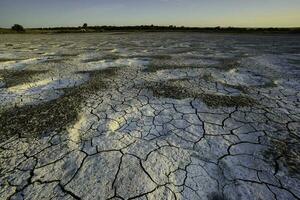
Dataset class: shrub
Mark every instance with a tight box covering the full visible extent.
[11,24,25,32]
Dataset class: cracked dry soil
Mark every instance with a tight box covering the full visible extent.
[0,33,300,200]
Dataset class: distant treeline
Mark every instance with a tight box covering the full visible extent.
[1,25,300,34]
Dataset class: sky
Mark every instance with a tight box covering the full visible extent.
[0,0,300,28]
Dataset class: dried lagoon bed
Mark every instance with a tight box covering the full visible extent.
[0,33,300,200]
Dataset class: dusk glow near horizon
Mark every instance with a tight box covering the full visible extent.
[0,0,300,28]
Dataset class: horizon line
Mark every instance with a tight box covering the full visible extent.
[1,25,300,29]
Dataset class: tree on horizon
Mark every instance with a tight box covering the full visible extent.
[11,24,25,32]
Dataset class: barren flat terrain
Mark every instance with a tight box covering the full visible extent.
[0,33,300,200]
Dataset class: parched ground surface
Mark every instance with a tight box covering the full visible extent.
[0,33,300,200]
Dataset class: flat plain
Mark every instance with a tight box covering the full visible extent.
[0,33,300,200]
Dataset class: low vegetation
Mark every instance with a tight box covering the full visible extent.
[0,68,118,142]
[145,57,205,72]
[144,64,204,72]
[1,25,300,34]
[288,59,300,65]
[145,64,200,72]
[0,58,22,62]
[264,137,300,176]
[0,69,48,87]
[222,82,249,93]
[82,54,121,63]
[146,81,257,107]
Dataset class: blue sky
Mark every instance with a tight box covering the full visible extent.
[0,0,299,28]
